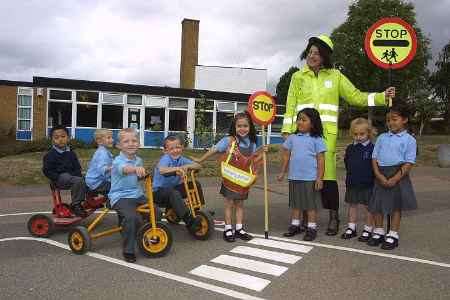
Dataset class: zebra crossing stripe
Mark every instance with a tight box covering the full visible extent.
[248,238,313,253]
[211,254,288,276]
[189,265,271,292]
[230,246,302,264]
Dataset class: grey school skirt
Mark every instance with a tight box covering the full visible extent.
[344,185,373,205]
[369,166,417,214]
[289,180,322,210]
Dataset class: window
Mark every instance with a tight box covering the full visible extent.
[76,91,99,103]
[17,92,32,131]
[195,99,214,110]
[145,108,165,131]
[276,105,286,115]
[103,93,124,104]
[216,102,235,112]
[195,111,213,132]
[49,89,72,101]
[102,105,123,129]
[127,94,142,105]
[270,116,284,133]
[236,102,248,112]
[216,112,234,134]
[169,98,188,109]
[77,104,97,127]
[48,102,72,127]
[169,110,187,131]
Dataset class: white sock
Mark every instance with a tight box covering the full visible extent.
[387,230,399,239]
[225,224,232,231]
[235,223,243,231]
[364,225,373,232]
[348,223,356,231]
[307,222,317,229]
[291,219,300,226]
[373,227,385,237]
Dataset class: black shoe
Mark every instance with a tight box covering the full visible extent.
[283,225,304,237]
[123,252,136,263]
[235,229,253,241]
[71,204,87,218]
[358,230,372,242]
[223,229,235,242]
[326,218,340,236]
[303,228,317,241]
[381,236,399,250]
[341,228,357,239]
[367,234,385,246]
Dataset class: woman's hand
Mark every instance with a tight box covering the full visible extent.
[315,179,323,191]
[277,172,285,182]
[384,87,396,99]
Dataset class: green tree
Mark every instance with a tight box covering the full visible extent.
[408,85,443,136]
[194,93,214,149]
[275,66,299,105]
[331,0,431,125]
[430,41,450,131]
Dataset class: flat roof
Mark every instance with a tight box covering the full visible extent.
[0,80,33,87]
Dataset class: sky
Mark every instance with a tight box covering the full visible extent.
[0,0,449,93]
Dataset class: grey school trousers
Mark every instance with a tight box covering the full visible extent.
[56,173,86,205]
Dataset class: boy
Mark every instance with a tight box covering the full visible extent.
[85,129,114,194]
[108,128,147,263]
[43,125,86,217]
[153,135,203,233]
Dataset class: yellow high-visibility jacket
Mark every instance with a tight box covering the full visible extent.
[282,66,386,180]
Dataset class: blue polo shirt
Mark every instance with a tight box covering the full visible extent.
[153,154,193,191]
[85,146,113,190]
[214,136,257,153]
[108,152,144,207]
[372,130,416,166]
[282,133,327,181]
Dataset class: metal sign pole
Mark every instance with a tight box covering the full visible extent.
[262,125,269,239]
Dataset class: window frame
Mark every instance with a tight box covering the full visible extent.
[16,87,33,139]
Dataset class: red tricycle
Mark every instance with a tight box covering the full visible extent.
[27,183,106,238]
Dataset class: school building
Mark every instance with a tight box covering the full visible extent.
[0,19,285,148]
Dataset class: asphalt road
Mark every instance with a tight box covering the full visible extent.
[1,167,449,300]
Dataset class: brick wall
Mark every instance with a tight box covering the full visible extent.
[33,88,47,140]
[0,85,17,137]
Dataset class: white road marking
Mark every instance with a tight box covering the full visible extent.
[190,265,271,292]
[248,238,313,254]
[211,254,288,276]
[230,246,302,264]
[0,237,266,300]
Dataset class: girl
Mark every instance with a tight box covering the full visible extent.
[194,111,266,242]
[368,104,417,250]
[341,118,375,242]
[277,108,326,241]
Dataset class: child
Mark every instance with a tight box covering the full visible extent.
[341,118,375,242]
[153,135,203,233]
[108,128,147,263]
[43,125,87,217]
[368,104,417,250]
[277,108,326,241]
[85,129,113,194]
[194,111,266,242]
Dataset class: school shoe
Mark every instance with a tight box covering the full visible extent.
[283,225,306,237]
[303,227,317,241]
[71,204,87,218]
[235,229,253,241]
[381,236,399,250]
[358,230,372,243]
[325,210,340,236]
[223,229,235,242]
[341,228,357,239]
[367,234,384,247]
[123,252,136,263]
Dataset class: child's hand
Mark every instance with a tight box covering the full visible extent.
[175,167,186,177]
[191,157,201,163]
[378,176,389,187]
[315,179,323,191]
[277,172,285,182]
[386,177,398,187]
[135,166,146,178]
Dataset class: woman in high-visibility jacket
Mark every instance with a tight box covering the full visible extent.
[281,34,395,236]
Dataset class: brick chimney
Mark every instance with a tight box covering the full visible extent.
[180,18,199,89]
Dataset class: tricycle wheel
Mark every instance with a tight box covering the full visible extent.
[191,210,214,240]
[137,222,172,257]
[68,226,91,254]
[165,208,180,224]
[27,214,55,238]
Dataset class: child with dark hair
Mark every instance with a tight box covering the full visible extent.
[42,125,87,217]
[194,111,267,242]
[368,104,417,250]
[277,108,326,241]
[153,135,203,234]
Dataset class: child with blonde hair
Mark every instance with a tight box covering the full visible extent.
[85,129,113,194]
[341,118,376,242]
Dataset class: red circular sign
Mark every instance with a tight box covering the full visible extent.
[364,17,417,69]
[247,91,276,126]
